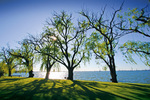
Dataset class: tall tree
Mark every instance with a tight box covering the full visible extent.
[37,11,87,80]
[9,40,35,77]
[0,47,18,76]
[81,4,125,83]
[30,31,59,79]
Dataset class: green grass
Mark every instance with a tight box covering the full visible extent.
[0,77,150,100]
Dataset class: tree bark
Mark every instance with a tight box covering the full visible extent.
[45,71,50,79]
[28,68,34,77]
[67,68,74,80]
[45,68,51,79]
[109,42,118,83]
[109,66,118,83]
[28,61,34,77]
[8,68,11,76]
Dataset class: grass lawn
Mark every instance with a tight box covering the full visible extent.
[0,77,150,100]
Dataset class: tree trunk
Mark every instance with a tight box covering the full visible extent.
[45,55,51,79]
[28,62,34,77]
[29,71,32,77]
[8,68,11,76]
[45,72,50,79]
[45,68,51,79]
[67,68,74,80]
[109,67,118,83]
[29,69,34,77]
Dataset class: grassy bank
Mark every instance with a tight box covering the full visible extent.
[0,77,150,100]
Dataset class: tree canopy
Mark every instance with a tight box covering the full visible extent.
[120,41,150,66]
[9,40,35,77]
[80,4,125,82]
[0,47,18,76]
[29,29,60,79]
[117,6,150,66]
[45,11,87,80]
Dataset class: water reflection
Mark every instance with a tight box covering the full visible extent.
[31,72,68,79]
[49,72,68,79]
[13,71,68,79]
[12,71,150,84]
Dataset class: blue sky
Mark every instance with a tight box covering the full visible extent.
[0,0,150,71]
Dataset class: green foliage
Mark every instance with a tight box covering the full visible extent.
[0,62,6,76]
[0,62,7,75]
[0,47,18,76]
[102,65,108,71]
[118,7,150,67]
[45,11,88,70]
[0,77,150,100]
[81,8,123,82]
[85,29,117,65]
[34,29,60,73]
[0,70,4,77]
[41,11,89,80]
[119,7,150,37]
[117,14,123,19]
[120,41,150,66]
[10,40,35,72]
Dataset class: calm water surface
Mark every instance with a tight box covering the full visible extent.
[12,71,150,84]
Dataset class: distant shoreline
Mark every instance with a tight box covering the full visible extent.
[15,70,150,73]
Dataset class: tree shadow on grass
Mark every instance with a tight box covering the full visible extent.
[114,83,150,99]
[89,82,150,100]
[102,82,150,93]
[0,77,27,83]
[71,80,129,100]
[0,79,129,100]
[0,79,50,100]
[0,79,70,100]
[1,78,150,100]
[33,80,128,100]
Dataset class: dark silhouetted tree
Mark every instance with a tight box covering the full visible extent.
[41,11,87,80]
[81,4,126,83]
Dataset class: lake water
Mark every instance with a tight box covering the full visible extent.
[12,70,150,84]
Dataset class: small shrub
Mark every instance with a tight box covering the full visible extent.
[0,69,4,77]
